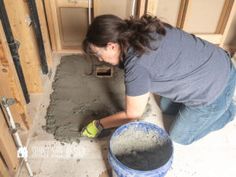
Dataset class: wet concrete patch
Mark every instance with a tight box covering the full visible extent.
[44,55,125,143]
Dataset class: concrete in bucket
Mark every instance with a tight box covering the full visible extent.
[108,121,173,177]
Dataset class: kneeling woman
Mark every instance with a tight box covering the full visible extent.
[81,14,236,145]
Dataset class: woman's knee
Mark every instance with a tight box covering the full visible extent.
[169,130,194,145]
[160,97,182,116]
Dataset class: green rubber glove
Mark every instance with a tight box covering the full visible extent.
[81,120,103,138]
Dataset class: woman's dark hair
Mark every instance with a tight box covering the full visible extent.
[83,14,171,57]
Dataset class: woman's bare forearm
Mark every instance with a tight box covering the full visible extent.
[99,111,136,129]
[99,94,149,129]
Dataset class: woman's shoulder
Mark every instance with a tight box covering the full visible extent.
[123,51,138,69]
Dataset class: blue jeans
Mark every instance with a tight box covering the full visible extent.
[160,63,236,145]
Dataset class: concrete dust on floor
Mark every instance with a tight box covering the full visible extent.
[18,55,236,177]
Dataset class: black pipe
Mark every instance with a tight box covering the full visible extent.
[0,0,30,103]
[28,0,48,74]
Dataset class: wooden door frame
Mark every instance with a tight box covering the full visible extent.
[44,0,90,53]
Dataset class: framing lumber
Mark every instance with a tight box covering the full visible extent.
[4,0,43,93]
[35,0,53,68]
[0,108,19,176]
[0,155,10,177]
[137,0,147,17]
[43,0,57,51]
[146,0,159,16]
[0,21,31,130]
[176,0,189,28]
[220,0,236,48]
[216,0,234,34]
[48,0,63,51]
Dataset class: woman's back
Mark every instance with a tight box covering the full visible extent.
[124,27,231,106]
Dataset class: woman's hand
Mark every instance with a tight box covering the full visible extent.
[81,92,150,138]
[81,120,103,138]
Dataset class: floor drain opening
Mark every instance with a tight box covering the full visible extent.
[95,66,113,78]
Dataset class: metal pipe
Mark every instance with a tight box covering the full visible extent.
[28,0,48,74]
[0,0,30,103]
[88,0,92,25]
[1,97,33,177]
[131,0,137,16]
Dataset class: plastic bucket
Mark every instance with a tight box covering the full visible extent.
[108,121,173,177]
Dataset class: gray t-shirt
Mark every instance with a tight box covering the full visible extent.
[123,27,231,106]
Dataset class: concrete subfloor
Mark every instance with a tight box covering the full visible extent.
[17,55,236,177]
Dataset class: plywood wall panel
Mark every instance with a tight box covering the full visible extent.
[183,0,225,33]
[94,0,134,18]
[60,7,88,48]
[154,0,182,26]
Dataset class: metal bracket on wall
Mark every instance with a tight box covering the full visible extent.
[1,97,33,177]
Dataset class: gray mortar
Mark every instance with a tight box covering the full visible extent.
[110,127,173,171]
[44,55,153,143]
[45,55,125,143]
